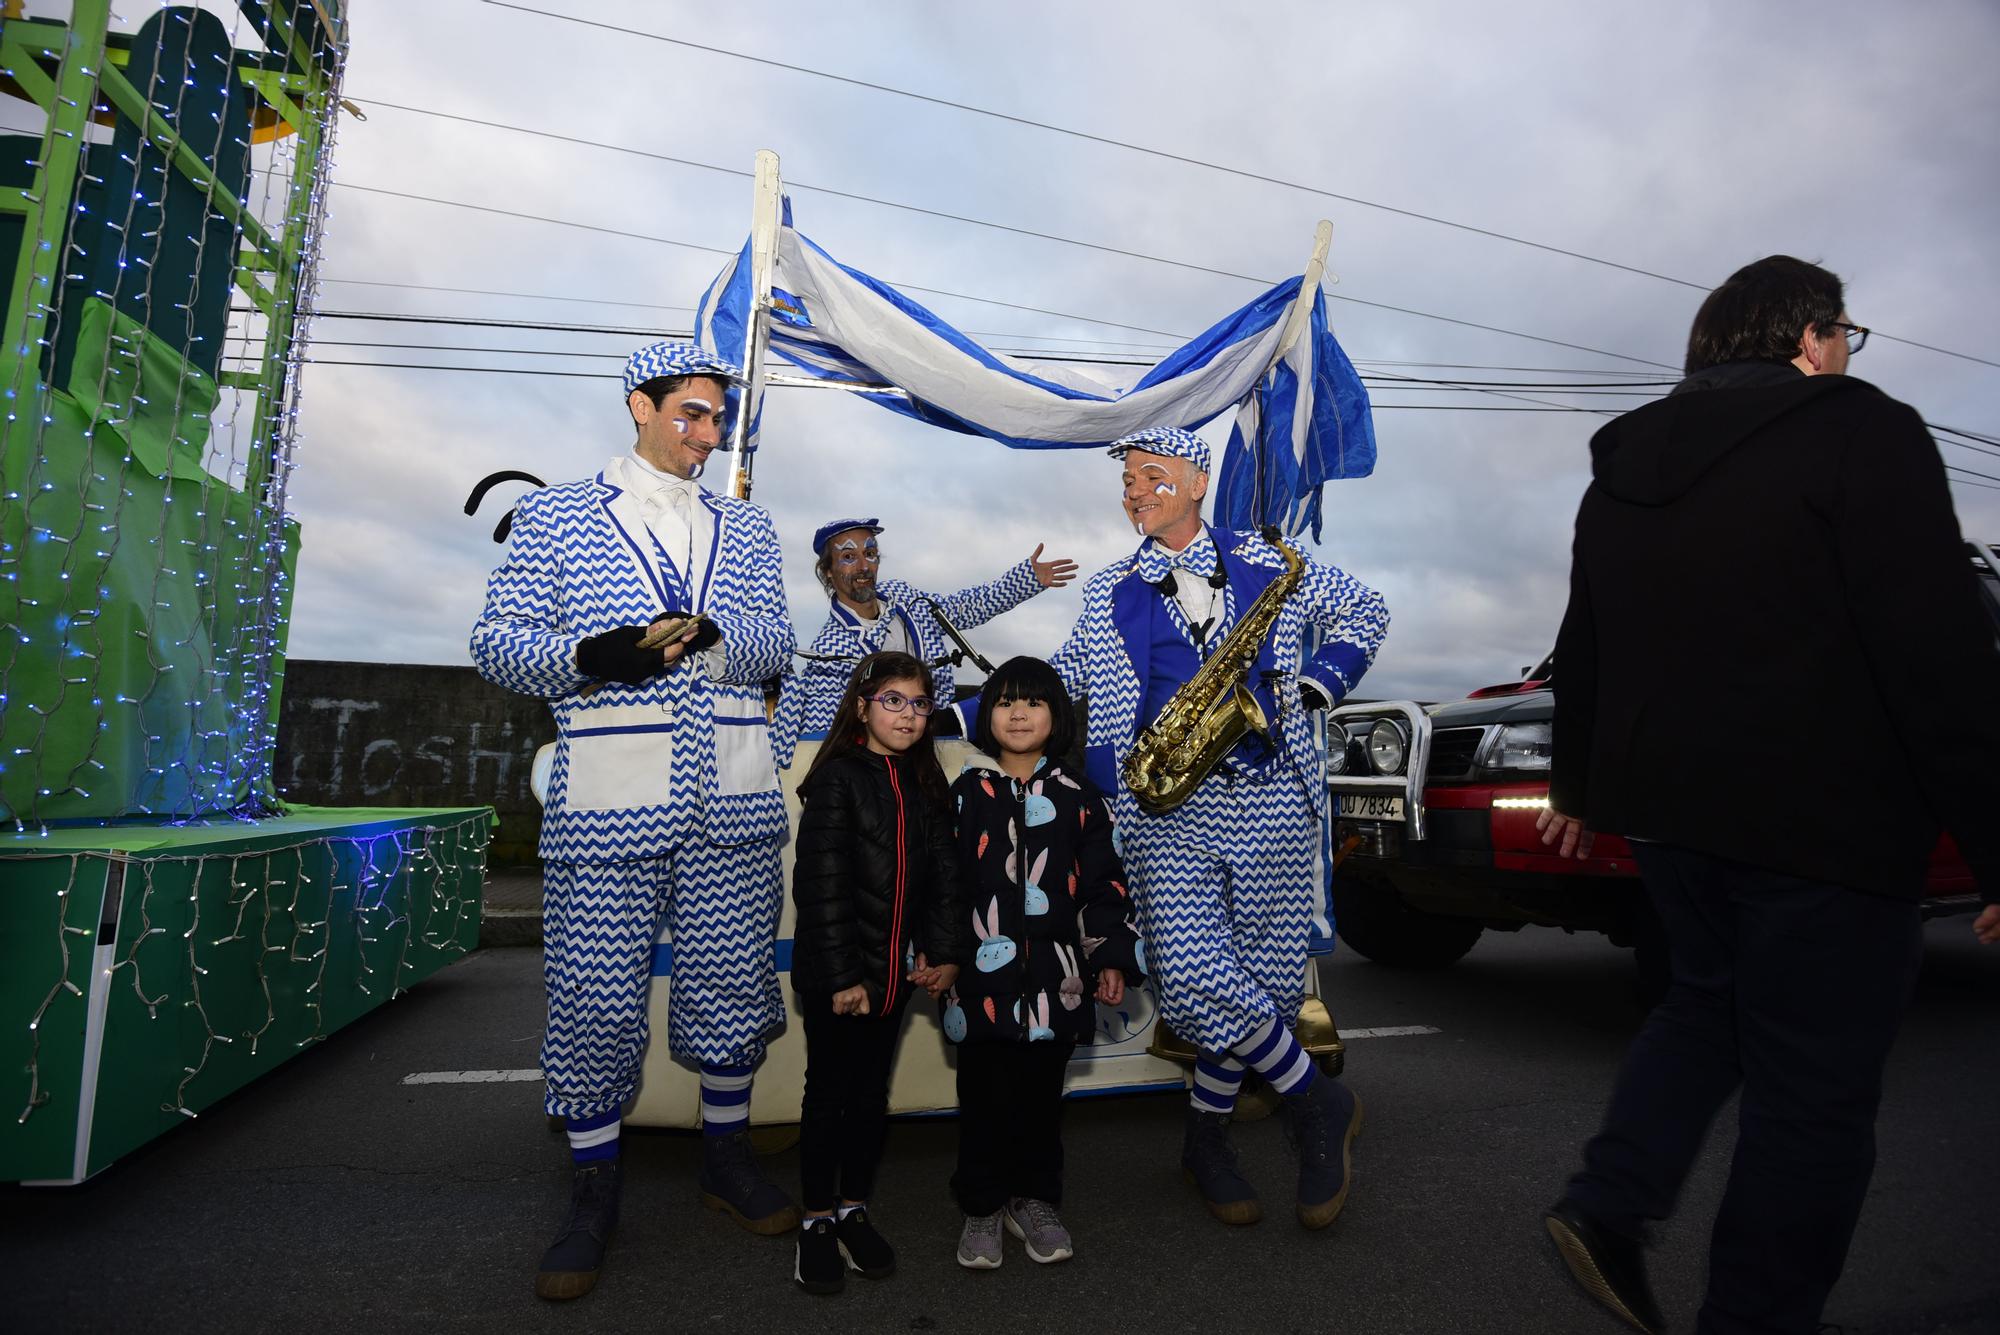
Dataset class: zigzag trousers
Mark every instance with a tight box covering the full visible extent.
[1122,773,1318,1054]
[541,834,785,1121]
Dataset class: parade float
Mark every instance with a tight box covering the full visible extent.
[480,151,1380,1133]
[1,1,485,1184]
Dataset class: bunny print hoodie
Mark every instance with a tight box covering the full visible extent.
[941,756,1146,1046]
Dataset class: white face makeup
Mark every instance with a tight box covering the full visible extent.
[1120,449,1205,544]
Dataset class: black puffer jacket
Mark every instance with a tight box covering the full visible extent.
[790,750,965,1014]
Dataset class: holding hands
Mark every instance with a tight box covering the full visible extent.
[1030,543,1080,590]
[908,953,960,998]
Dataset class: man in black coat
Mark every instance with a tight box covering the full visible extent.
[1535,254,2000,1335]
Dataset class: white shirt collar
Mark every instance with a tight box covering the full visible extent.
[627,450,701,497]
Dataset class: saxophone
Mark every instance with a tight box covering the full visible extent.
[1122,533,1304,814]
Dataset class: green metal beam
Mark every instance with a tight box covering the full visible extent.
[1,1,108,463]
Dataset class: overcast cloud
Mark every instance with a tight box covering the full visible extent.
[267,0,2000,702]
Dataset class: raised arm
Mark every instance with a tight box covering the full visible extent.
[929,552,1048,632]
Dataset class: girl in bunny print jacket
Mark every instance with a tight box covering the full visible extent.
[940,656,1145,1269]
[945,753,1145,1047]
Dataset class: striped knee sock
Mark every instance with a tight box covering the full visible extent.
[1190,1051,1246,1114]
[700,1063,753,1136]
[1231,1015,1316,1095]
[567,1108,621,1164]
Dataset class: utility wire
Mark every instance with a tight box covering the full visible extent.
[477,0,1996,371]
[334,126,1676,369]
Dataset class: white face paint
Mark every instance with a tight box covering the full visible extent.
[670,418,690,435]
[1153,481,1178,497]
[681,398,715,414]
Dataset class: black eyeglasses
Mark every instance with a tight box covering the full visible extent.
[864,691,936,716]
[1827,321,1869,355]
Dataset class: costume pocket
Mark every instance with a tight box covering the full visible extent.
[562,704,674,812]
[713,709,780,797]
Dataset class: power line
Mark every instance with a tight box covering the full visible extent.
[328,176,1676,366]
[1944,462,2000,486]
[476,1,1708,293]
[476,1,1996,372]
[319,277,698,313]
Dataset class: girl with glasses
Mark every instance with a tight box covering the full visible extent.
[789,651,967,1294]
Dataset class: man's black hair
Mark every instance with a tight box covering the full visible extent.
[628,371,733,413]
[974,655,1078,761]
[1684,255,1845,374]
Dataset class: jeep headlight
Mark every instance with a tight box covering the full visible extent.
[1325,721,1348,775]
[1481,721,1553,772]
[1366,719,1408,775]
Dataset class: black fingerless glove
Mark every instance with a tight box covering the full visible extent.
[576,625,662,685]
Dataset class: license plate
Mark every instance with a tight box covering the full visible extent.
[1336,793,1405,821]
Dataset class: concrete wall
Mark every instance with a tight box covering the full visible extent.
[274,661,552,865]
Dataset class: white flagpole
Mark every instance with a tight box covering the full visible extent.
[726,149,783,500]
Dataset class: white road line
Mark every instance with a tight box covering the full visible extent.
[401,1068,543,1085]
[1340,1025,1442,1039]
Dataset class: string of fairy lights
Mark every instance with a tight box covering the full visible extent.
[11,812,488,1128]
[1,0,344,829]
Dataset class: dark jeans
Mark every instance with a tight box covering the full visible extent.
[952,1039,1077,1216]
[1566,843,1923,1335]
[799,989,912,1213]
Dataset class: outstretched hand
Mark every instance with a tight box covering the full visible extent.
[1030,543,1080,589]
[1535,805,1595,860]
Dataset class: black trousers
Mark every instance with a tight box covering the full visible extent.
[952,1039,1077,1216]
[799,989,911,1213]
[1566,843,1923,1335]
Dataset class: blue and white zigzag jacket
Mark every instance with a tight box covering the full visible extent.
[470,464,795,861]
[1048,524,1389,822]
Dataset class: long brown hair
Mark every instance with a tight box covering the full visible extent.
[803,650,951,810]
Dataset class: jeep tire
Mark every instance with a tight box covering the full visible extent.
[1332,863,1484,968]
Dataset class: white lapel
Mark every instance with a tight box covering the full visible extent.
[596,460,672,612]
[692,490,725,610]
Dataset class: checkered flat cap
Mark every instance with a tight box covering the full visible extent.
[1107,426,1210,473]
[620,341,745,396]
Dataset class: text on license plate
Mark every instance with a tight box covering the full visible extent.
[1336,793,1406,821]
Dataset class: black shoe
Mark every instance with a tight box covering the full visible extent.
[836,1205,896,1279]
[699,1129,801,1235]
[1544,1199,1664,1335]
[794,1216,844,1294]
[1282,1075,1363,1229]
[1181,1104,1263,1225]
[535,1158,622,1301]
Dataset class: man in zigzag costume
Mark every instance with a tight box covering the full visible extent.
[785,517,1077,741]
[1046,426,1390,1229]
[471,341,798,1300]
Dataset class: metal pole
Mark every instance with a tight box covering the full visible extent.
[725,149,782,500]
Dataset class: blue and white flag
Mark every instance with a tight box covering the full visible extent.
[694,204,1373,535]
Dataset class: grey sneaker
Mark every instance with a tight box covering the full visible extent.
[1003,1197,1074,1264]
[956,1211,1004,1270]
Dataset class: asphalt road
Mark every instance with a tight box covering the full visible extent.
[8,919,1996,1334]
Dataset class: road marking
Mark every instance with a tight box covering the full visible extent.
[402,1068,543,1085]
[1340,1025,1442,1039]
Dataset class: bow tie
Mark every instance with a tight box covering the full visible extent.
[1138,533,1219,585]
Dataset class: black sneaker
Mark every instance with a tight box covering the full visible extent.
[535,1158,622,1301]
[836,1205,896,1279]
[1544,1199,1664,1334]
[795,1216,844,1295]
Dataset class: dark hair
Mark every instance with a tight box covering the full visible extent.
[803,650,950,809]
[1683,255,1845,374]
[973,655,1078,762]
[628,371,733,414]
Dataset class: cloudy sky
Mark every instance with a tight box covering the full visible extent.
[265,0,2000,701]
